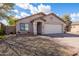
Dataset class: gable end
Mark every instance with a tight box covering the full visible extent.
[48,13,65,24]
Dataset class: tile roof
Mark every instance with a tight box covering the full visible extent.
[18,12,46,20]
[17,12,65,24]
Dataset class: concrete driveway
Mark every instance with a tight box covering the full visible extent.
[42,33,79,49]
[39,33,79,55]
[53,37,79,48]
[45,33,79,37]
[47,33,79,49]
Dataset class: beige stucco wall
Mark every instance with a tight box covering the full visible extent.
[43,15,65,24]
[71,25,79,34]
[43,15,66,33]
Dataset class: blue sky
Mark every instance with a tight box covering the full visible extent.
[1,3,79,25]
[14,3,79,22]
[30,3,79,15]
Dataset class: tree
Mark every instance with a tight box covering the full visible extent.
[0,3,15,20]
[61,15,72,32]
[7,16,17,26]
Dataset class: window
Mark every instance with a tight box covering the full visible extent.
[20,23,29,31]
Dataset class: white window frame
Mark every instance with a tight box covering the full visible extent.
[20,23,29,31]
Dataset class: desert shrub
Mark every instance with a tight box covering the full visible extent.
[0,35,6,40]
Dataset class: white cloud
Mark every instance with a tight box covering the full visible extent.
[20,12,30,18]
[15,15,21,19]
[16,3,30,9]
[13,9,20,14]
[29,5,38,14]
[37,4,52,14]
[0,20,8,25]
[12,5,30,19]
[16,3,52,14]
[15,12,30,19]
[16,3,38,14]
[70,13,79,21]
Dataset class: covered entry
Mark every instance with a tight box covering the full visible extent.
[32,18,45,35]
[37,22,42,35]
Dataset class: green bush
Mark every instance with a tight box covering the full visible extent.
[0,29,5,35]
[0,35,6,40]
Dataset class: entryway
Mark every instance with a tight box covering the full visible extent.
[37,22,42,35]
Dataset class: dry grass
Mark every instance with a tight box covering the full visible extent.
[0,35,78,56]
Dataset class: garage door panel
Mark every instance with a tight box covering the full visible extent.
[43,24,62,34]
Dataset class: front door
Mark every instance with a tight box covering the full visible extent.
[37,22,42,35]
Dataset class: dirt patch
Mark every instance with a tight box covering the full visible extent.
[0,35,78,56]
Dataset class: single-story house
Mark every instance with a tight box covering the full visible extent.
[16,12,66,35]
[71,22,79,33]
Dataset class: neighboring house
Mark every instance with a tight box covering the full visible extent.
[71,22,79,33]
[16,12,66,35]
